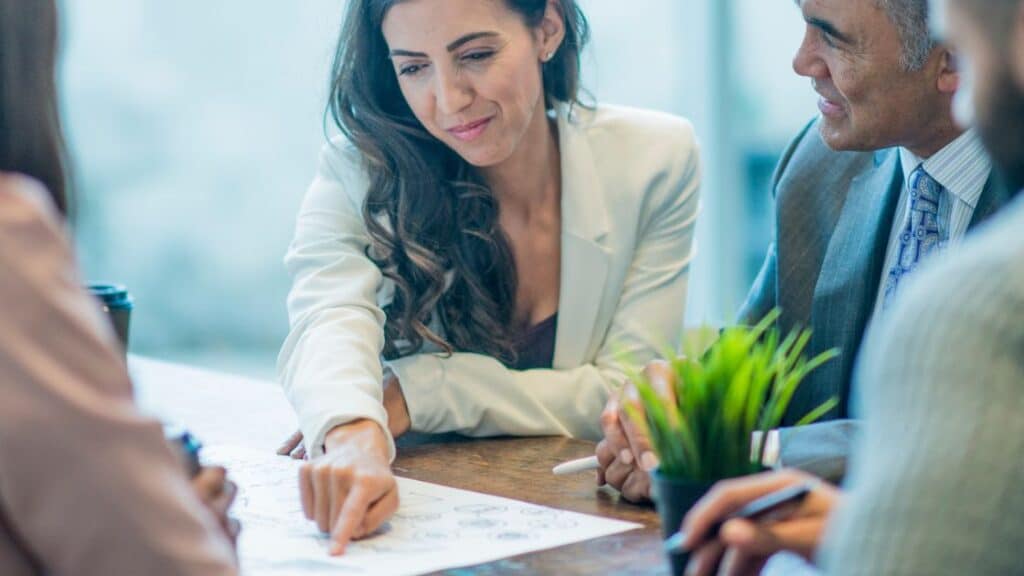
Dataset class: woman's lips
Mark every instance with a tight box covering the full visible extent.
[447,116,493,142]
[817,96,845,118]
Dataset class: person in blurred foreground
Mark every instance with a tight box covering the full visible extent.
[680,0,1024,574]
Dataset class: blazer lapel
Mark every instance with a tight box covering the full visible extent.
[792,149,903,421]
[553,104,611,369]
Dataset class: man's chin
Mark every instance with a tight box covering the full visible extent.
[817,117,872,153]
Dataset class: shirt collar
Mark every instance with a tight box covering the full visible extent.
[899,129,991,208]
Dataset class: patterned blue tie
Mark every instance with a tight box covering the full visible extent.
[883,166,943,308]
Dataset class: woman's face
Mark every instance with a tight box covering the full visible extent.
[382,0,561,167]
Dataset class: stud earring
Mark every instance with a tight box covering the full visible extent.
[543,51,554,62]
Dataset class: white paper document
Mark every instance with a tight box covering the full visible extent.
[203,445,641,575]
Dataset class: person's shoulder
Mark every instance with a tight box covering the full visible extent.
[317,135,368,184]
[574,103,697,155]
[304,135,372,214]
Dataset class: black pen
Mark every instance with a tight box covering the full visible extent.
[663,483,813,553]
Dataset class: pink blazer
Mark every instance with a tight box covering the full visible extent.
[0,176,236,575]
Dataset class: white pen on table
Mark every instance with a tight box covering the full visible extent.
[552,455,600,475]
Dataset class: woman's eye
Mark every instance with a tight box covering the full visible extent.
[399,63,427,76]
[462,51,494,63]
[821,31,837,48]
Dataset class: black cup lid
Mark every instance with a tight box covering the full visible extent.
[87,284,132,307]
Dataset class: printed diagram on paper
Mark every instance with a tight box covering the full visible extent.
[203,445,641,576]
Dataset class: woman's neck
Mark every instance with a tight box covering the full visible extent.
[481,101,561,215]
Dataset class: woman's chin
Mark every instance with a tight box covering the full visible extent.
[450,144,510,169]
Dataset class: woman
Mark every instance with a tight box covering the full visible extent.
[279,0,701,554]
[0,1,239,573]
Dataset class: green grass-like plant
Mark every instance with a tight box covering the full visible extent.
[624,309,839,483]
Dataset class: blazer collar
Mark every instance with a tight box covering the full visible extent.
[556,103,610,243]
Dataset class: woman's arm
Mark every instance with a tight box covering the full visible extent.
[278,143,395,460]
[392,139,701,439]
[0,177,237,576]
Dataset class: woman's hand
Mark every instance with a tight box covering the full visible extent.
[277,430,306,459]
[191,466,241,550]
[278,368,411,462]
[681,469,840,576]
[382,368,410,438]
[300,419,399,555]
[595,360,674,502]
[278,366,409,461]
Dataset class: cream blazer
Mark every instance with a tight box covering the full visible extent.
[279,103,701,460]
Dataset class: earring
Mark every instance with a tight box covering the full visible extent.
[543,51,554,62]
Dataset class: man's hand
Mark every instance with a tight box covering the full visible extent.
[681,469,840,576]
[299,420,399,556]
[191,466,241,549]
[595,360,675,502]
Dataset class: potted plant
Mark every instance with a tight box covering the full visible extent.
[623,309,838,575]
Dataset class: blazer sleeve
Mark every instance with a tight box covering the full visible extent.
[277,143,394,460]
[0,179,237,576]
[392,139,701,440]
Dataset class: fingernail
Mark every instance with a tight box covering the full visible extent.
[619,449,634,465]
[640,452,659,471]
[329,542,344,556]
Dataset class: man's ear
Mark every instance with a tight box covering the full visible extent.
[936,48,960,95]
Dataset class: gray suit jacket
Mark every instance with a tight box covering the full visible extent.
[740,119,1011,480]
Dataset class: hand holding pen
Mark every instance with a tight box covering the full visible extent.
[677,469,841,576]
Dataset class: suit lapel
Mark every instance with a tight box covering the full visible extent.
[791,149,903,421]
[553,105,611,369]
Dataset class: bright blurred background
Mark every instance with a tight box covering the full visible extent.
[60,0,818,379]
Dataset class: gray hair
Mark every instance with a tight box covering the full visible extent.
[877,0,936,70]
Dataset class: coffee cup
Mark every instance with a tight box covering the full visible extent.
[87,284,133,352]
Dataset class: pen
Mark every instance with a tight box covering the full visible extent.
[552,455,600,475]
[663,483,813,553]
[164,424,203,478]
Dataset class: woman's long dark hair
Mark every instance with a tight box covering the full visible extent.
[330,0,588,363]
[0,0,68,215]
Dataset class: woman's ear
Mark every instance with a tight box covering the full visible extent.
[936,48,960,95]
[536,0,566,62]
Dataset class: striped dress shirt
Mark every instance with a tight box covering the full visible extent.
[871,130,991,320]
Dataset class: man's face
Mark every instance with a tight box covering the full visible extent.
[793,0,948,153]
[939,0,1024,190]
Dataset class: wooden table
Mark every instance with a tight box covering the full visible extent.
[130,357,817,576]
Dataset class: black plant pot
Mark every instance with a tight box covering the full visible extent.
[651,470,715,576]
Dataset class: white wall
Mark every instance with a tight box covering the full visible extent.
[59,0,820,368]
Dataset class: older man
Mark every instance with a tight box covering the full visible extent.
[598,0,1013,501]
[679,0,1024,573]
